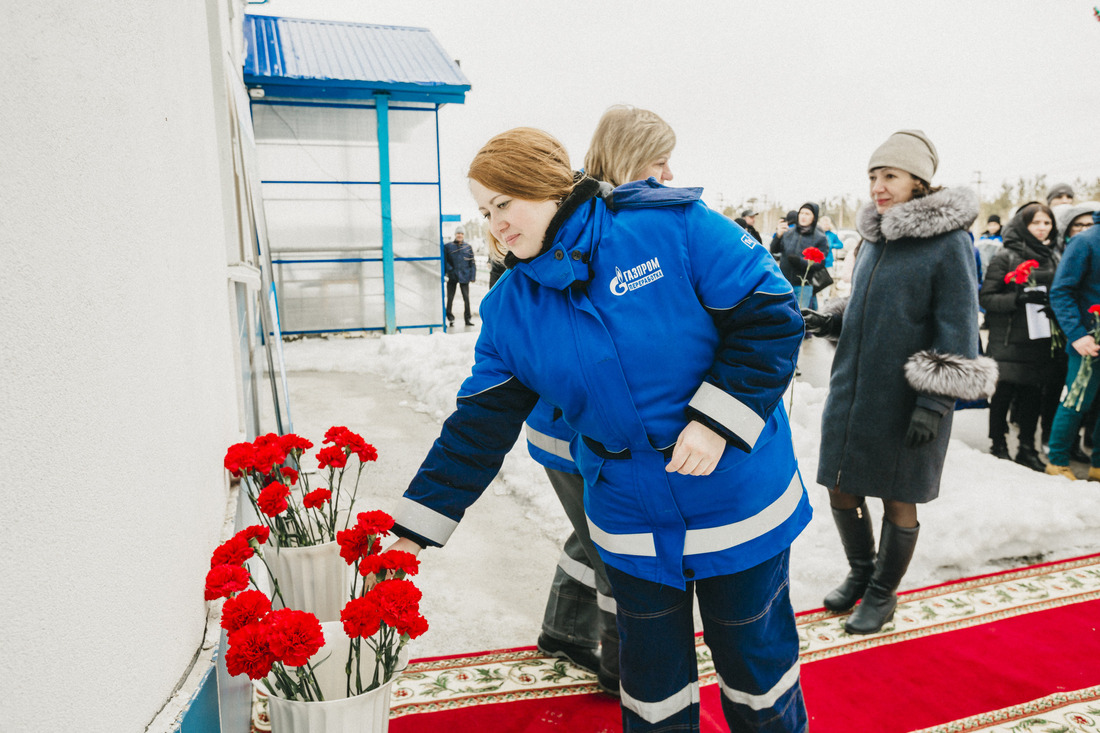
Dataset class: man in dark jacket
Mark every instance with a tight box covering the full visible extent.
[444,227,476,326]
[734,208,763,243]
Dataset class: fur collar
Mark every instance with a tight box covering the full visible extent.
[857,187,979,243]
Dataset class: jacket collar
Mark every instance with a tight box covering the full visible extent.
[857,187,979,243]
[509,177,603,290]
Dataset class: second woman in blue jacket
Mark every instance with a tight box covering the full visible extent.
[385,128,811,733]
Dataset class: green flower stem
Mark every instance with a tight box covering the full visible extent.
[250,545,286,607]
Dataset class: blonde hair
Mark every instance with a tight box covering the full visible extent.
[468,127,577,262]
[583,105,676,187]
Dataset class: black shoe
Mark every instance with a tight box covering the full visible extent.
[597,667,620,697]
[991,442,1010,460]
[1070,443,1091,463]
[823,503,876,612]
[1015,446,1046,473]
[464,319,474,326]
[447,315,455,326]
[537,634,600,674]
[845,520,919,635]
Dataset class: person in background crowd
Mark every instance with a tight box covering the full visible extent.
[1043,201,1100,459]
[386,126,811,732]
[1044,209,1100,480]
[734,208,763,243]
[527,104,677,696]
[488,255,507,288]
[976,214,1004,277]
[778,203,829,309]
[818,215,844,268]
[979,203,1059,472]
[1047,183,1075,207]
[803,129,995,635]
[444,227,476,326]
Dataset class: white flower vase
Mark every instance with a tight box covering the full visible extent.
[271,540,353,623]
[262,622,408,733]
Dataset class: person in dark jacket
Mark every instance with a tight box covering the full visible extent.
[529,104,677,695]
[444,227,476,326]
[779,202,829,309]
[384,127,810,732]
[980,203,1059,471]
[1045,210,1100,480]
[803,129,997,635]
[734,208,763,243]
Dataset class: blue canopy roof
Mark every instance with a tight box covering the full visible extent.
[243,14,471,104]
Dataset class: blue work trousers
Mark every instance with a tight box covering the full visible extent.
[606,549,807,732]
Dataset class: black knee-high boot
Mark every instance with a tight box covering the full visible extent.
[823,503,876,612]
[845,519,920,635]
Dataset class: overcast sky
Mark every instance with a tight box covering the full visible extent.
[248,0,1100,218]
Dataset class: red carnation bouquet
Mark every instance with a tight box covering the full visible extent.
[205,509,428,701]
[1004,258,1040,286]
[223,426,378,548]
[1064,305,1100,411]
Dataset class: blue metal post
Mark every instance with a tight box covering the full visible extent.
[375,93,396,333]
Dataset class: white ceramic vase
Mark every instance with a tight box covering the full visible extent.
[271,540,353,623]
[262,622,407,733]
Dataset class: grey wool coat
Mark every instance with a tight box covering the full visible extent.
[816,188,998,503]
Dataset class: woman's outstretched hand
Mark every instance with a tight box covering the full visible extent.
[666,421,726,476]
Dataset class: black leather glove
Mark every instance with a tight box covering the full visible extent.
[905,406,943,448]
[1017,288,1049,305]
[801,308,835,337]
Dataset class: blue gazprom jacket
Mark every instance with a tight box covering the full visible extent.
[395,178,812,589]
[525,399,579,474]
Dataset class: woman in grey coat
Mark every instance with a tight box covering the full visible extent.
[802,130,997,634]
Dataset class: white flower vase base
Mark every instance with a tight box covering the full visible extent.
[259,622,409,733]
[271,540,354,624]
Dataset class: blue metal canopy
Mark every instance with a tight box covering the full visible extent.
[243,14,471,104]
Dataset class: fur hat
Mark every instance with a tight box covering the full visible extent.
[868,129,939,183]
[1046,183,1074,205]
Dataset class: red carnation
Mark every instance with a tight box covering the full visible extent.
[280,466,299,485]
[204,563,251,600]
[397,611,429,640]
[220,589,272,634]
[371,579,423,628]
[355,510,394,536]
[316,445,348,470]
[802,247,825,264]
[337,525,379,565]
[210,535,254,568]
[303,488,332,509]
[224,442,256,476]
[353,442,378,463]
[264,608,325,667]
[358,554,386,577]
[1089,304,1100,315]
[237,525,271,546]
[381,550,420,577]
[278,433,314,454]
[341,594,383,639]
[226,622,276,679]
[257,481,290,517]
[323,426,352,445]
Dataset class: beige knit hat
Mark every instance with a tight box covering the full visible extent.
[867,129,939,183]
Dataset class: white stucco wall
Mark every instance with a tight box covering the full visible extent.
[1,2,245,731]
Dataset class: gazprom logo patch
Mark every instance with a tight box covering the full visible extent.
[609,257,664,296]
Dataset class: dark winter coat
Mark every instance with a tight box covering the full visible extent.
[979,221,1058,385]
[777,216,829,287]
[444,239,476,283]
[817,188,997,503]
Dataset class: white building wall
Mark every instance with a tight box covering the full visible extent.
[1,2,247,731]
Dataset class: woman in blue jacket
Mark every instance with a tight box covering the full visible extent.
[385,128,810,732]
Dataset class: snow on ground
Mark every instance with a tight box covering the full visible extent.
[272,329,1100,658]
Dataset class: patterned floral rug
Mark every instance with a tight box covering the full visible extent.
[252,552,1100,732]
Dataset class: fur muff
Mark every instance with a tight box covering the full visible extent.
[857,188,979,243]
[904,350,998,401]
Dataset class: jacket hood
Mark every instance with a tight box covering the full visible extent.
[857,187,979,242]
[1054,201,1100,243]
[608,177,703,210]
[503,175,602,270]
[796,202,819,235]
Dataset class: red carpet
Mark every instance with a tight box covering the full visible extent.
[255,553,1100,732]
